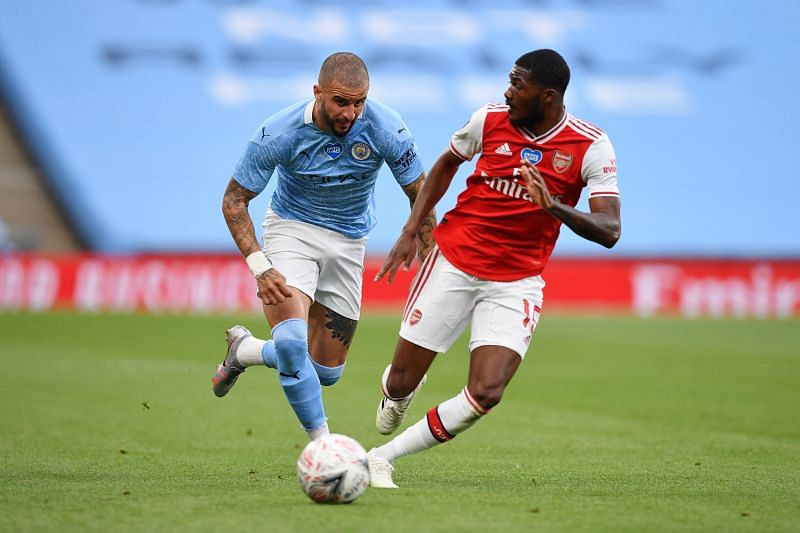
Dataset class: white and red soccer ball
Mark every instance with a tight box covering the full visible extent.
[296,433,370,504]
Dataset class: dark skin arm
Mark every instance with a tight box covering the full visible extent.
[376,150,462,283]
[520,160,621,248]
[400,172,437,265]
[221,177,293,305]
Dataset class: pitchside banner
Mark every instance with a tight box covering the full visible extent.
[1,254,799,318]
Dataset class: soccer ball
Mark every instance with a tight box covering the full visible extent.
[296,433,370,504]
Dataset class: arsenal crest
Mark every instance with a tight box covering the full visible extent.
[552,150,573,174]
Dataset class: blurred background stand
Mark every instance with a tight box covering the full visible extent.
[0,98,81,252]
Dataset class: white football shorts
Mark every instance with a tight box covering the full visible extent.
[261,208,366,320]
[399,247,545,358]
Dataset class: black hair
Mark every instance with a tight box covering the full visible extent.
[318,52,369,89]
[515,49,570,94]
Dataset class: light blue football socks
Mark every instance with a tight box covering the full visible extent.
[261,340,277,367]
[310,359,345,386]
[272,318,327,433]
[262,333,345,386]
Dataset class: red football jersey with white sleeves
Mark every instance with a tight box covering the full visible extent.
[434,104,619,281]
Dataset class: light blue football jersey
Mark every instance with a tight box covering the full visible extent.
[232,98,424,239]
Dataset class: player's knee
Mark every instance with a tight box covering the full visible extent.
[272,318,308,376]
[469,383,505,411]
[310,358,345,386]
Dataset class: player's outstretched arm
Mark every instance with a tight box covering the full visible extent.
[520,161,621,248]
[401,173,437,264]
[222,177,293,304]
[376,150,462,283]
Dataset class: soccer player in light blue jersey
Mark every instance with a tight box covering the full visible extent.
[213,52,436,442]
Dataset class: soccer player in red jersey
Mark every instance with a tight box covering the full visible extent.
[368,49,621,488]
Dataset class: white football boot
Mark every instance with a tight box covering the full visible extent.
[375,364,427,435]
[367,449,399,489]
[212,325,251,397]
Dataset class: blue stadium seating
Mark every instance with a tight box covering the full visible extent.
[0,0,797,255]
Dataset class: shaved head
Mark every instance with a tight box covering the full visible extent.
[318,52,369,89]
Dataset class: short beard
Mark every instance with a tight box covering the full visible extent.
[510,104,544,128]
[319,101,350,137]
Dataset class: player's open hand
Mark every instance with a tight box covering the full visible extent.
[520,159,555,209]
[256,269,293,305]
[374,231,416,284]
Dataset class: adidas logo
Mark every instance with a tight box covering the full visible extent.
[494,143,512,156]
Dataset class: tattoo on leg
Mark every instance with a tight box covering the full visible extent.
[324,309,358,348]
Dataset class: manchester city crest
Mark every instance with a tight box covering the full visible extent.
[351,142,371,161]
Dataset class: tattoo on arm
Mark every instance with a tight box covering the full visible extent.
[324,308,358,348]
[222,178,261,256]
[402,176,437,263]
[416,212,437,262]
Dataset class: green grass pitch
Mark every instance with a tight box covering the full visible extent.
[1,311,798,532]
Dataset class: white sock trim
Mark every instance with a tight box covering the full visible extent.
[381,364,416,401]
[306,423,330,441]
[237,336,267,367]
[462,386,488,415]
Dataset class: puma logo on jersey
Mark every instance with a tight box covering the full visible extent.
[494,143,512,156]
